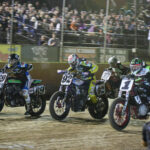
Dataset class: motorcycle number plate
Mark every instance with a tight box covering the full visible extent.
[120,79,134,91]
[0,74,7,82]
[61,74,73,85]
[101,71,111,81]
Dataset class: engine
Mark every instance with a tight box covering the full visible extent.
[5,84,24,106]
[95,83,105,96]
[138,104,148,116]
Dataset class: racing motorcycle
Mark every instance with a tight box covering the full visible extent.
[49,70,108,120]
[95,69,120,99]
[0,70,46,116]
[109,74,150,131]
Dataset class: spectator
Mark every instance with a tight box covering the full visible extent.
[0,0,148,48]
[70,18,78,31]
[48,33,60,46]
[38,35,47,46]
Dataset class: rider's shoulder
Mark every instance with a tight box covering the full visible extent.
[20,62,27,67]
[79,59,91,67]
[79,58,86,61]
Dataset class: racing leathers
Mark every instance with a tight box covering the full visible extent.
[4,62,33,111]
[108,61,130,89]
[68,58,98,104]
[142,121,150,149]
[109,61,130,77]
[133,67,150,99]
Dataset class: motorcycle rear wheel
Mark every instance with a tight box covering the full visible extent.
[88,97,108,119]
[49,91,70,120]
[109,98,130,131]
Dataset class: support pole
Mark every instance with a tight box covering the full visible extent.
[60,0,66,62]
[134,0,137,51]
[103,0,110,62]
[10,0,14,53]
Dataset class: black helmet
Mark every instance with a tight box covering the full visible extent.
[8,54,19,60]
[8,53,20,67]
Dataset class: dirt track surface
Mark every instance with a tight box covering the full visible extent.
[0,101,148,150]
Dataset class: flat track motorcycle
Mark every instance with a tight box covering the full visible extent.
[49,70,108,120]
[109,74,150,131]
[0,70,46,116]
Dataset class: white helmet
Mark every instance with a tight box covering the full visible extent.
[68,54,79,67]
[108,56,118,68]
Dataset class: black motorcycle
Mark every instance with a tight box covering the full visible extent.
[0,70,46,116]
[49,70,108,120]
[95,69,121,99]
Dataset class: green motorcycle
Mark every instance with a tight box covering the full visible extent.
[0,71,46,116]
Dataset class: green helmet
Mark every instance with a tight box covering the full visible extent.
[130,58,143,74]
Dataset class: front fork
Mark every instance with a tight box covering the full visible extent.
[59,85,69,102]
[122,91,129,116]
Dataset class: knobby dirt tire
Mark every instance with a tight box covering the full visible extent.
[27,96,46,116]
[109,98,130,131]
[49,91,70,120]
[88,97,108,119]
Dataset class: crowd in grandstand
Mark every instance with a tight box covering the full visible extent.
[0,0,150,48]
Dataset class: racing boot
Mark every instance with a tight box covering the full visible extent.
[22,89,31,116]
[24,103,31,116]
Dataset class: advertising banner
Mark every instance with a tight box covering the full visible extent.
[0,44,21,62]
[22,45,60,62]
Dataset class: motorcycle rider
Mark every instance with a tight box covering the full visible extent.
[107,56,130,96]
[108,56,130,77]
[130,58,150,103]
[142,121,150,149]
[3,53,33,115]
[67,54,98,111]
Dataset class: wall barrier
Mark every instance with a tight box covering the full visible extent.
[0,63,109,99]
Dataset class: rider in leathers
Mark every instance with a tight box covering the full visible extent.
[130,58,150,103]
[67,54,98,111]
[142,121,150,149]
[108,56,130,77]
[4,54,33,115]
[107,56,130,96]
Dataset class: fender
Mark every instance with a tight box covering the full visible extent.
[29,85,45,95]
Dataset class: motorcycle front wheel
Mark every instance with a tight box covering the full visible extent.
[88,96,108,119]
[109,98,130,131]
[25,95,46,116]
[49,91,70,120]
